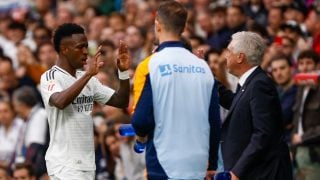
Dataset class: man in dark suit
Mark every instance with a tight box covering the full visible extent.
[218,31,292,180]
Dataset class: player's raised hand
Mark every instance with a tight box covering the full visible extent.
[117,40,130,72]
[85,46,103,76]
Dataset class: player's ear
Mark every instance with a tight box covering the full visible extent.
[155,19,161,33]
[60,45,68,54]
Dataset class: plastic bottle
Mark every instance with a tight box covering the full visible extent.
[214,171,231,180]
[118,124,146,153]
[119,124,136,136]
[133,140,146,154]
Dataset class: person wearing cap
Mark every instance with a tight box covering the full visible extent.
[280,21,310,65]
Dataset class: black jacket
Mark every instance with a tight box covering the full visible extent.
[219,67,292,180]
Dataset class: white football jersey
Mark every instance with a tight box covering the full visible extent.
[40,65,114,175]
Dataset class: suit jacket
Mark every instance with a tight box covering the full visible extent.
[219,67,292,180]
[292,85,320,145]
[292,85,320,163]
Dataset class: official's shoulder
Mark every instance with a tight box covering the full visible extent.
[136,55,153,74]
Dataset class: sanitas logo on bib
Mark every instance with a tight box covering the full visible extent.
[159,64,205,76]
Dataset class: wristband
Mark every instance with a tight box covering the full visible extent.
[118,69,130,80]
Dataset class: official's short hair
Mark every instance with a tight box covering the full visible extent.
[53,23,85,53]
[12,86,38,107]
[156,0,188,35]
[298,49,319,64]
[230,31,266,66]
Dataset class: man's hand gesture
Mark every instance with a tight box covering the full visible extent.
[117,40,130,72]
[85,46,103,77]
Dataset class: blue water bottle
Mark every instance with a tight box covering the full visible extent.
[214,171,231,180]
[118,124,146,153]
[133,140,146,154]
[119,124,136,136]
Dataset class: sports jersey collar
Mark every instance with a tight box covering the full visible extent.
[53,65,69,76]
[155,41,185,52]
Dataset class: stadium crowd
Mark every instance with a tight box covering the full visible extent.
[0,0,320,179]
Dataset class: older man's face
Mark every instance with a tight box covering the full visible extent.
[225,42,240,77]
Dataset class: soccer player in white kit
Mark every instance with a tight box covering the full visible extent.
[40,23,130,180]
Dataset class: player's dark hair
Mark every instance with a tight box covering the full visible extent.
[53,23,85,53]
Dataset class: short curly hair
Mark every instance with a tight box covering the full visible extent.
[298,49,319,64]
[53,23,85,53]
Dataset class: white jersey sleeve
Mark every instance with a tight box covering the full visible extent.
[90,77,115,105]
[40,69,63,106]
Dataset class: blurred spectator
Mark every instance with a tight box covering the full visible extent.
[35,42,58,70]
[226,5,247,34]
[109,12,126,32]
[188,35,206,54]
[94,127,110,180]
[195,10,214,39]
[98,40,117,75]
[16,44,46,85]
[270,55,297,143]
[0,16,12,41]
[73,0,90,16]
[104,129,121,179]
[266,5,284,38]
[0,165,10,180]
[100,27,115,42]
[305,5,320,54]
[56,1,75,25]
[280,21,310,62]
[12,163,36,180]
[283,2,307,23]
[243,0,268,26]
[95,71,113,89]
[1,21,35,69]
[12,86,48,178]
[207,6,231,51]
[125,25,148,67]
[291,49,320,180]
[113,120,145,180]
[246,20,270,43]
[30,0,56,21]
[0,100,24,169]
[123,0,138,25]
[43,11,57,31]
[134,1,155,29]
[88,16,108,55]
[281,36,298,64]
[0,56,38,98]
[32,25,51,48]
[262,36,296,71]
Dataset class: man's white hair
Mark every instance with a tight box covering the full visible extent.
[230,31,266,66]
